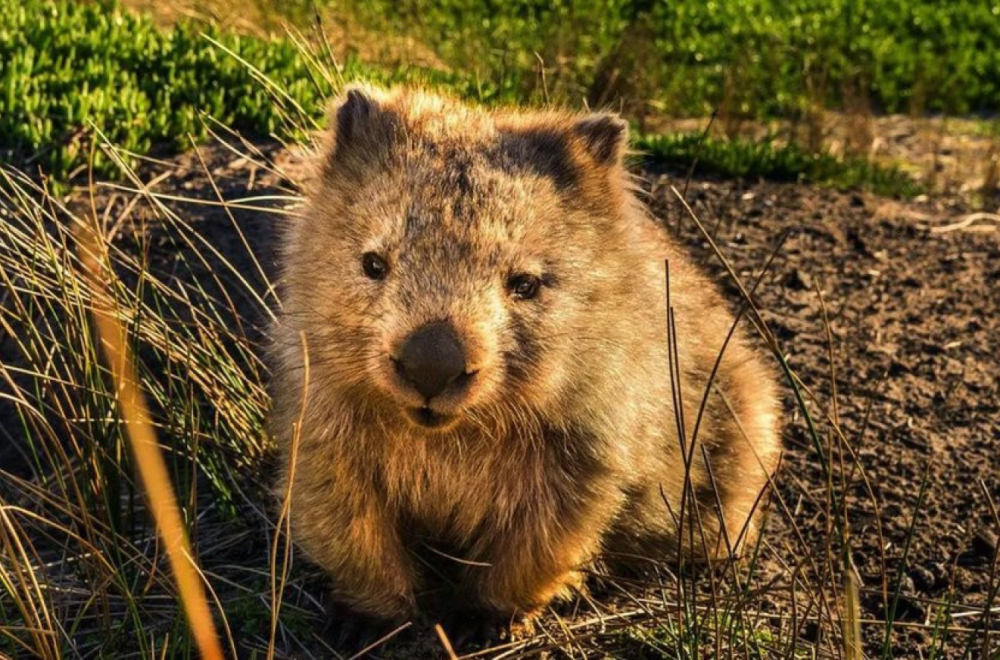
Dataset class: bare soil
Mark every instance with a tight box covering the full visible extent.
[647,170,1000,657]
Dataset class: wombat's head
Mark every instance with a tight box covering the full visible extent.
[286,85,634,434]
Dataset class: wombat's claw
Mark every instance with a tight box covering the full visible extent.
[438,610,508,650]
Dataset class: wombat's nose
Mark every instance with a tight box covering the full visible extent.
[395,322,468,400]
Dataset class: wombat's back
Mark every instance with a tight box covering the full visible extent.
[550,197,781,560]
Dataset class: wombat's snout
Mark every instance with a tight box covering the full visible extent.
[392,322,475,401]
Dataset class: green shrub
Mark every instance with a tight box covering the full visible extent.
[0,0,532,182]
[0,0,331,180]
[637,133,922,197]
[344,0,1000,117]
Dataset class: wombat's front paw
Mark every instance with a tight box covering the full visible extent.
[436,608,513,651]
[323,605,412,655]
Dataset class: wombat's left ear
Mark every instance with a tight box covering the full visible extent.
[572,114,628,166]
[325,85,398,168]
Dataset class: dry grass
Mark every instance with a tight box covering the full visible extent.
[0,139,293,656]
[77,211,224,659]
[119,0,446,70]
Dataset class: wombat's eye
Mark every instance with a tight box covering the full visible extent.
[361,252,389,280]
[507,273,541,300]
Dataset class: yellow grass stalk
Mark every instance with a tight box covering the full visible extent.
[77,222,225,660]
[843,566,863,660]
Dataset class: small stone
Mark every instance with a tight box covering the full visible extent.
[910,565,936,591]
[972,529,999,559]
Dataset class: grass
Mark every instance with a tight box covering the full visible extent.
[619,611,778,659]
[168,0,1000,119]
[0,161,276,657]
[1,0,925,197]
[0,0,329,180]
[76,215,225,659]
[637,133,922,197]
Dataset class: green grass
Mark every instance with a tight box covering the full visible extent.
[619,613,779,659]
[0,0,329,180]
[345,0,1000,117]
[637,133,923,197]
[0,0,926,196]
[0,0,545,182]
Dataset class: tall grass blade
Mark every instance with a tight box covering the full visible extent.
[76,222,224,660]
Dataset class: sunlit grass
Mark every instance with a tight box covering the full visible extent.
[2,0,926,198]
[77,203,224,659]
[0,140,291,655]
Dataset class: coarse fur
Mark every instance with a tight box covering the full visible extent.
[269,85,781,624]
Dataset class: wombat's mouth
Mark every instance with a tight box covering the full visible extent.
[406,406,457,430]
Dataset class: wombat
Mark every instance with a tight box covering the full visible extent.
[269,85,780,631]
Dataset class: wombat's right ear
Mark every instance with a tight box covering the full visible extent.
[572,114,628,167]
[325,86,398,167]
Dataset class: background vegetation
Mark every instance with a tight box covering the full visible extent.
[9,0,990,193]
[347,0,1000,117]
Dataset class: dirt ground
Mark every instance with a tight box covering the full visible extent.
[6,140,997,657]
[646,170,1000,657]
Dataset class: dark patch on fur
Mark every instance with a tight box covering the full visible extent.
[405,206,421,235]
[583,289,602,306]
[420,138,441,158]
[447,154,479,222]
[537,424,617,546]
[451,195,470,223]
[504,313,542,385]
[695,481,723,515]
[542,422,608,479]
[497,129,578,190]
[397,509,484,608]
[502,350,529,384]
[336,89,376,145]
[453,157,474,196]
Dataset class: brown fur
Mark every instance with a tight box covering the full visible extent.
[269,85,781,622]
